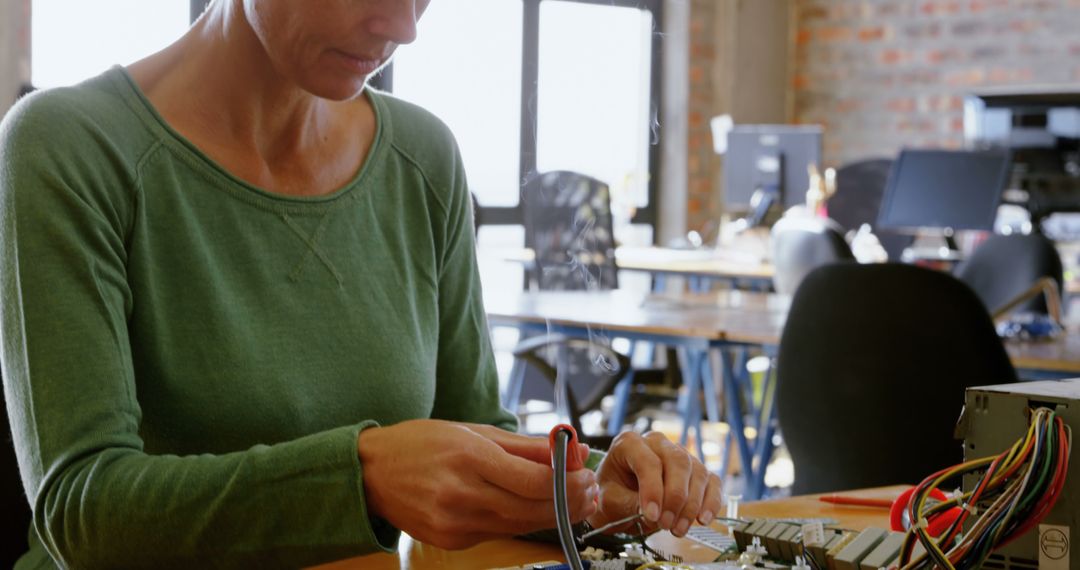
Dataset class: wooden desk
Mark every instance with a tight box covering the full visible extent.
[507,246,775,283]
[314,486,905,569]
[487,288,1080,375]
[487,288,1080,497]
[485,289,788,346]
[1006,334,1080,376]
[488,288,788,498]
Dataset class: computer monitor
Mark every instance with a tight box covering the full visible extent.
[723,125,824,217]
[876,149,1013,232]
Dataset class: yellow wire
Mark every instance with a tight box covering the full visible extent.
[928,410,1045,565]
[633,562,693,570]
[905,421,1033,569]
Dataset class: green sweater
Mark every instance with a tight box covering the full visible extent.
[0,67,517,569]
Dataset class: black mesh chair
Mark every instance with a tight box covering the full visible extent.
[770,215,855,295]
[471,192,481,237]
[510,172,628,446]
[954,233,1064,316]
[523,171,618,292]
[828,158,913,261]
[777,263,1017,495]
[2,390,31,568]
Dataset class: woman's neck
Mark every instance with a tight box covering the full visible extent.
[125,0,376,196]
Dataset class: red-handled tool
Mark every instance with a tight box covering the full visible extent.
[549,423,585,471]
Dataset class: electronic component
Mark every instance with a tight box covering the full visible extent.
[830,527,887,570]
[956,379,1080,569]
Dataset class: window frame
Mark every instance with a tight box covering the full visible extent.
[189,0,663,233]
[380,0,663,235]
[504,0,663,232]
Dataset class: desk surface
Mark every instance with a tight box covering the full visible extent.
[316,485,905,569]
[486,289,789,345]
[1006,332,1080,374]
[508,246,776,281]
[487,288,1080,373]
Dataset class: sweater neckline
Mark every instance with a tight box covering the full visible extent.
[108,65,388,206]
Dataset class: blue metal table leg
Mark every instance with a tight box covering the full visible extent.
[749,356,779,499]
[720,348,756,497]
[696,348,722,466]
[607,374,633,435]
[718,429,735,479]
[679,350,702,449]
[504,351,526,409]
[652,273,667,293]
[700,350,722,427]
[691,351,708,462]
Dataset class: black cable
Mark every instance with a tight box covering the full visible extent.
[552,428,585,570]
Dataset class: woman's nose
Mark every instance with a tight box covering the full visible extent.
[367,0,421,45]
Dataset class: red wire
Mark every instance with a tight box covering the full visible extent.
[941,455,1002,562]
[902,415,1071,567]
[1001,418,1070,548]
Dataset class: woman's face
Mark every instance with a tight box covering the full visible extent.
[243,0,430,100]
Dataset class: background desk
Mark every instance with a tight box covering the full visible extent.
[486,288,1080,498]
[487,289,787,498]
[314,485,905,569]
[507,246,775,290]
[1006,333,1080,378]
[488,287,1080,377]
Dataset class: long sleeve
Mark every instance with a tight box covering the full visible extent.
[427,141,517,432]
[0,90,393,569]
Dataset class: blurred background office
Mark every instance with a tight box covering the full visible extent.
[4,0,1080,500]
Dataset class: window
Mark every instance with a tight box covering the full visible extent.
[536,0,658,246]
[536,1,654,211]
[32,0,189,88]
[393,0,524,208]
[392,0,663,233]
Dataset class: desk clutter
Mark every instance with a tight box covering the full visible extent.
[507,381,1077,570]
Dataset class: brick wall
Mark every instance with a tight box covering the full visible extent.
[793,0,1080,167]
[1,0,31,116]
[687,0,723,233]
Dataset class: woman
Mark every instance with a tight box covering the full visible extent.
[0,0,722,567]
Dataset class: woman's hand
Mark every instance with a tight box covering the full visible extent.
[357,419,597,550]
[588,431,722,538]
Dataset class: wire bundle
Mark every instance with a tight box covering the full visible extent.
[897,407,1072,569]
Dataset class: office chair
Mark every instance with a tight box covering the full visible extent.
[522,171,618,291]
[954,232,1064,317]
[827,158,913,261]
[777,263,1017,495]
[770,214,855,295]
[471,192,481,237]
[2,390,31,568]
[510,171,627,446]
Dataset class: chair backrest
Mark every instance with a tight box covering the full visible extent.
[777,263,1017,495]
[829,159,913,261]
[954,233,1064,316]
[2,390,31,568]
[471,192,481,237]
[522,171,618,291]
[770,215,855,295]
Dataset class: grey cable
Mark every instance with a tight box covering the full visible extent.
[552,428,585,570]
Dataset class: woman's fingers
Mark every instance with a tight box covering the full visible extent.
[699,471,723,525]
[673,462,709,537]
[644,432,693,531]
[468,423,590,467]
[593,430,723,535]
[472,435,597,501]
[358,419,599,551]
[611,431,665,523]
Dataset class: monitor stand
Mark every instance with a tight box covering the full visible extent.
[901,229,964,270]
